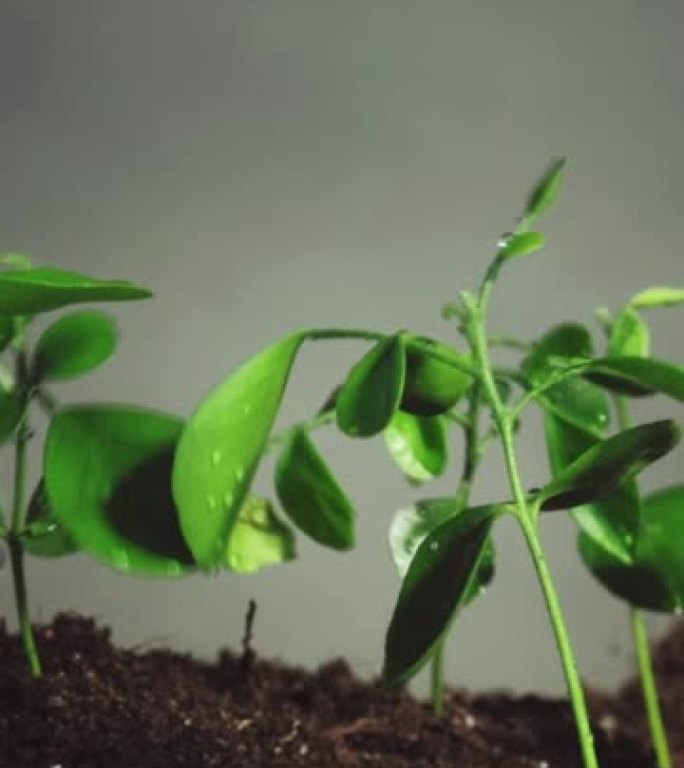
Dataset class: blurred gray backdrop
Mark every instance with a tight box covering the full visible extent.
[0,0,682,696]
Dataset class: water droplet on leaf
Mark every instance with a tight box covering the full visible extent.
[211,449,222,467]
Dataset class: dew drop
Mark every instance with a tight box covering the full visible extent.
[429,541,440,552]
[497,232,513,250]
[206,495,218,513]
[243,403,254,416]
[223,492,234,509]
[211,449,222,467]
[235,466,245,482]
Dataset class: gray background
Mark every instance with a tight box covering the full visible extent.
[0,0,682,696]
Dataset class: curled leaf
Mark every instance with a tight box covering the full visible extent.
[384,412,447,483]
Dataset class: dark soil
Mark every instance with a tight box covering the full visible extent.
[0,615,681,768]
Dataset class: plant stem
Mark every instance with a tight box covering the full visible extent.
[630,608,671,768]
[430,639,446,716]
[9,350,42,677]
[614,394,671,768]
[466,261,599,768]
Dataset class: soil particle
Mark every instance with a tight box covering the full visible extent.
[0,615,680,768]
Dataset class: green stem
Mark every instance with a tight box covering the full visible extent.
[630,608,671,768]
[466,263,599,768]
[430,640,446,716]
[9,350,42,677]
[267,411,336,451]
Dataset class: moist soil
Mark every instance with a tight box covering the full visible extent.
[0,614,681,768]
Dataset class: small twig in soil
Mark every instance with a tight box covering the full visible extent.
[240,599,257,673]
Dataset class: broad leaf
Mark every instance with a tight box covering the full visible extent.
[498,231,545,260]
[32,310,119,381]
[584,356,684,401]
[45,405,194,575]
[336,334,406,437]
[523,157,566,221]
[275,429,355,550]
[225,496,296,574]
[22,481,79,558]
[523,324,610,435]
[629,286,684,310]
[0,387,23,445]
[173,332,306,568]
[0,317,14,352]
[384,412,448,483]
[383,504,498,685]
[0,267,151,315]
[539,420,681,511]
[608,308,649,358]
[401,336,472,416]
[544,414,639,563]
[579,485,684,613]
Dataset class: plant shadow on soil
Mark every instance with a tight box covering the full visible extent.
[0,615,681,768]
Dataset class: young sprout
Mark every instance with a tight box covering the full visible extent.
[542,288,684,768]
[170,159,683,768]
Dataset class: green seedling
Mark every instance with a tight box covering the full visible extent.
[541,290,684,768]
[170,159,683,768]
[0,258,194,676]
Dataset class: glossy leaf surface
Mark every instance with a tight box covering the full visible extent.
[173,332,306,568]
[585,356,684,401]
[498,231,545,260]
[383,504,497,685]
[0,267,151,315]
[336,334,405,437]
[523,324,610,435]
[539,420,681,511]
[46,405,194,575]
[608,308,650,357]
[629,286,684,310]
[225,496,296,574]
[33,310,119,381]
[544,414,639,563]
[401,337,472,416]
[523,157,566,221]
[384,412,447,483]
[275,429,355,550]
[580,485,684,612]
[22,481,79,558]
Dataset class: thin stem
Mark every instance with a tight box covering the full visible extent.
[630,608,671,768]
[267,411,336,452]
[487,335,533,352]
[430,640,446,717]
[8,350,42,677]
[465,262,599,768]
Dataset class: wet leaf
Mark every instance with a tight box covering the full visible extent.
[45,405,194,575]
[383,504,499,685]
[225,497,296,574]
[173,332,306,569]
[498,231,545,260]
[579,485,684,613]
[336,334,405,437]
[275,429,355,550]
[22,481,79,558]
[401,336,472,416]
[384,412,447,483]
[0,267,151,315]
[585,356,684,401]
[32,310,119,381]
[629,286,684,310]
[539,420,681,511]
[608,308,649,358]
[523,157,566,221]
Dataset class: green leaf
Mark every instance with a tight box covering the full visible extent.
[523,157,566,221]
[0,387,23,445]
[401,336,472,416]
[579,485,684,613]
[275,429,355,550]
[1,253,33,271]
[544,414,639,563]
[539,420,681,511]
[384,411,447,483]
[225,496,296,574]
[523,324,610,435]
[629,286,684,310]
[32,310,119,381]
[0,317,14,352]
[608,307,650,357]
[22,481,80,558]
[585,356,684,401]
[383,504,498,685]
[45,405,194,575]
[498,231,545,260]
[0,267,151,315]
[173,332,306,569]
[336,334,406,437]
